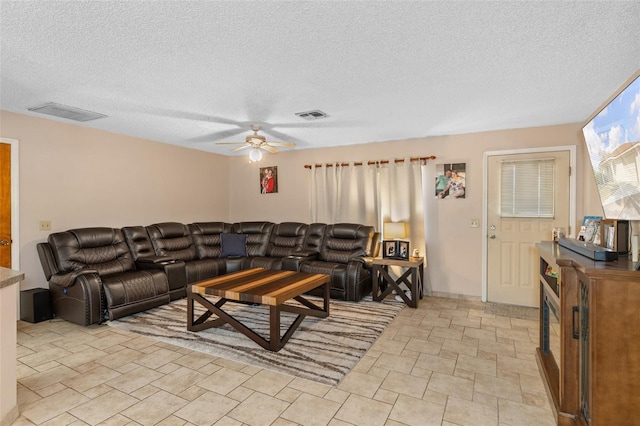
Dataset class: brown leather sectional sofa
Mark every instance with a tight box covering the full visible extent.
[37,221,377,325]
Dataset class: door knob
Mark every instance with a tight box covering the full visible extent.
[489,234,496,239]
[0,240,10,246]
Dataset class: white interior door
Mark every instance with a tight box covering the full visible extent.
[487,150,570,307]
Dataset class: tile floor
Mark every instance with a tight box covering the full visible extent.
[12,296,556,426]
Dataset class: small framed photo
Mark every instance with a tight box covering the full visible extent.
[382,240,410,260]
[398,241,409,260]
[383,241,396,258]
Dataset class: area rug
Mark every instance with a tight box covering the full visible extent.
[107,296,404,386]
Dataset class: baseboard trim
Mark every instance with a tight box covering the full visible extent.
[1,405,19,426]
[430,291,481,302]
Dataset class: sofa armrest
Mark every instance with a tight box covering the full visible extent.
[136,255,178,265]
[49,269,99,288]
[346,259,371,301]
[283,251,319,271]
[360,256,374,269]
[289,250,319,259]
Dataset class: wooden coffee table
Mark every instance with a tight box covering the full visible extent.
[187,268,330,352]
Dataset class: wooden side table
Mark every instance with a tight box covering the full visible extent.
[372,257,424,308]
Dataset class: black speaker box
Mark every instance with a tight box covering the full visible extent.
[21,288,53,323]
[616,221,629,255]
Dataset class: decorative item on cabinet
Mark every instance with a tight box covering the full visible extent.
[598,219,628,254]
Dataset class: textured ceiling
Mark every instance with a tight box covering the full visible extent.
[1,1,639,156]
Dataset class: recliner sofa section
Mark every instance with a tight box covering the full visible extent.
[145,222,224,284]
[37,227,170,325]
[122,226,187,301]
[38,221,377,326]
[299,223,375,301]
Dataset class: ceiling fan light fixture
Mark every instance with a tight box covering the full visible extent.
[249,148,263,162]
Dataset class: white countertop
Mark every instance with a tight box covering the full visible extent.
[0,267,24,289]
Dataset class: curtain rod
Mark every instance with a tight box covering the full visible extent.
[303,156,436,169]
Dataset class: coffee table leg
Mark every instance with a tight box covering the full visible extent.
[324,280,330,312]
[270,305,281,351]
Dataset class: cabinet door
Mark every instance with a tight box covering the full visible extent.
[578,279,590,424]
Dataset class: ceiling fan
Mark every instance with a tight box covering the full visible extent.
[216,124,295,160]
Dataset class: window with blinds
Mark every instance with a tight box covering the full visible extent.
[501,159,555,218]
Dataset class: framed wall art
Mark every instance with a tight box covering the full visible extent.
[435,163,466,199]
[260,166,278,194]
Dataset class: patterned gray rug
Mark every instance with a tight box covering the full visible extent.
[107,296,404,386]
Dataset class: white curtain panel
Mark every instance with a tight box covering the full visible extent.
[309,159,426,250]
[378,159,426,256]
[310,162,379,224]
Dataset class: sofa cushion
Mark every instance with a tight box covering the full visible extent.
[48,228,135,276]
[231,222,275,256]
[266,222,308,257]
[102,270,170,320]
[146,222,197,261]
[318,223,374,263]
[221,233,247,257]
[190,222,233,259]
[185,258,227,283]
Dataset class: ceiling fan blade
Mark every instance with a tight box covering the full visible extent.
[231,145,252,152]
[261,128,304,145]
[266,142,296,147]
[190,128,245,142]
[216,142,247,145]
[261,144,279,154]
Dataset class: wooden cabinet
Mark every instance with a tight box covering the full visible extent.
[536,242,640,425]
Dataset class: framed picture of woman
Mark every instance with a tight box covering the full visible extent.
[259,166,278,194]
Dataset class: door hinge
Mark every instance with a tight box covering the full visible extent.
[569,166,572,176]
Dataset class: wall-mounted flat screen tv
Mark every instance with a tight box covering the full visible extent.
[583,71,640,219]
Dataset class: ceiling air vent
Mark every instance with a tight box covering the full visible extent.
[295,110,328,120]
[28,102,107,122]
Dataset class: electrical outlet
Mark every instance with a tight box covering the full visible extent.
[39,221,51,231]
[470,219,479,228]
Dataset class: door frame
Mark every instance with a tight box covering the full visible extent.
[1,137,20,270]
[482,145,576,302]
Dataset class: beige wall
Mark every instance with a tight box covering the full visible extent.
[0,111,230,291]
[229,123,602,298]
[0,108,603,299]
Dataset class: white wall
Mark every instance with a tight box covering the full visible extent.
[1,109,603,299]
[0,110,231,292]
[229,123,600,298]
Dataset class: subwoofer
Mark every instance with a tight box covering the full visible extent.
[20,288,53,323]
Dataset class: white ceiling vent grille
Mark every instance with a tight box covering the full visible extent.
[295,110,328,120]
[28,102,107,122]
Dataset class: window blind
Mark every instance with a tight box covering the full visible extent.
[501,159,555,218]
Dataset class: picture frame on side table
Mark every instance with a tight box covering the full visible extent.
[398,241,409,260]
[383,241,396,258]
[383,240,410,260]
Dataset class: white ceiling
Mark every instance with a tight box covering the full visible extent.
[1,1,639,156]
